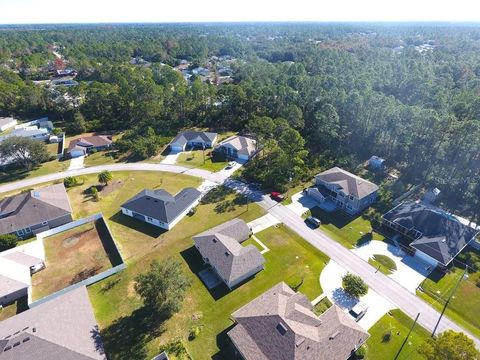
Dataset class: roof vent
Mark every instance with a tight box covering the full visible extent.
[12,342,20,347]
[296,338,305,347]
[146,197,151,200]
[33,191,40,198]
[22,337,30,343]
[276,323,288,336]
[329,331,340,340]
[225,252,230,257]
[32,328,36,333]
[212,238,217,243]
[4,346,11,351]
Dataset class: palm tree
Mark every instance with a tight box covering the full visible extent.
[98,170,112,186]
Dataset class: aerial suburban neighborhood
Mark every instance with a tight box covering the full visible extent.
[0,12,480,360]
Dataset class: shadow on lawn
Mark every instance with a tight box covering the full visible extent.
[309,207,359,229]
[109,211,166,238]
[101,306,169,360]
[212,324,238,360]
[180,246,230,300]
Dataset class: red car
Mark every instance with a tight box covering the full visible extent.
[270,191,285,202]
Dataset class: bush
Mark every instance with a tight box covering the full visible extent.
[188,326,201,341]
[64,176,79,188]
[382,331,392,343]
[91,187,99,201]
[0,234,18,250]
[354,345,367,359]
[342,273,369,298]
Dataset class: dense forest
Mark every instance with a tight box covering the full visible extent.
[1,23,480,218]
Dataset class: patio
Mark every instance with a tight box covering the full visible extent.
[198,267,223,290]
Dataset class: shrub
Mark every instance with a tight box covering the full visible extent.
[64,176,79,188]
[91,187,99,201]
[0,234,18,251]
[342,273,369,298]
[188,326,201,341]
[354,345,367,359]
[382,331,392,343]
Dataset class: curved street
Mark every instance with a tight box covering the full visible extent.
[0,164,478,348]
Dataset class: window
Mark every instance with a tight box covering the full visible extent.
[24,227,32,234]
[147,217,153,221]
[16,229,24,236]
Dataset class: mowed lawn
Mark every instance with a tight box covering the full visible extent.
[417,256,480,338]
[31,222,114,301]
[365,309,429,360]
[176,150,228,172]
[305,206,385,248]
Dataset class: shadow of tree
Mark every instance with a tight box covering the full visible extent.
[356,232,373,247]
[101,306,168,360]
[201,186,235,205]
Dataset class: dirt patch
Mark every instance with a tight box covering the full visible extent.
[101,180,123,196]
[127,280,138,299]
[63,236,80,248]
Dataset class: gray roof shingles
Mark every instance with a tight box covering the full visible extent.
[170,131,217,147]
[121,187,201,224]
[316,167,378,199]
[193,219,264,286]
[0,286,106,360]
[0,184,72,235]
[228,282,369,360]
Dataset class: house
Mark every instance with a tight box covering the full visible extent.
[0,251,45,306]
[193,219,265,289]
[0,117,17,132]
[228,282,369,360]
[0,285,106,359]
[215,135,257,161]
[0,183,73,238]
[121,188,202,230]
[368,155,385,170]
[169,131,218,152]
[55,68,77,77]
[0,118,54,142]
[67,135,113,158]
[382,201,479,267]
[192,67,210,76]
[423,187,441,204]
[306,167,378,215]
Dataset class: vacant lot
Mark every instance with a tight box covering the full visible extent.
[365,309,428,360]
[305,206,385,248]
[31,222,115,300]
[417,252,480,338]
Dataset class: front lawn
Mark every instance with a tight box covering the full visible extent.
[0,158,70,184]
[304,206,385,248]
[176,150,228,172]
[417,255,480,338]
[369,254,397,275]
[88,221,329,360]
[365,309,429,360]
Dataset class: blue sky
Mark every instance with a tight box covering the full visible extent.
[0,0,478,24]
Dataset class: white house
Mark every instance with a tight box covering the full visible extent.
[169,131,218,152]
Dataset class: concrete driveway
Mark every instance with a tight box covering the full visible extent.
[247,214,280,234]
[320,260,395,330]
[217,159,244,176]
[68,156,84,170]
[352,240,432,293]
[160,149,182,164]
[286,191,318,216]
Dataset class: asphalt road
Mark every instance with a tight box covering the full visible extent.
[1,164,478,347]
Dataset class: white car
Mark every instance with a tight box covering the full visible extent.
[225,161,237,169]
[349,302,369,321]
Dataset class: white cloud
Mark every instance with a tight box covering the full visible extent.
[0,0,479,24]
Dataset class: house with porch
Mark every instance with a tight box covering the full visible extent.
[306,167,378,215]
[67,135,113,158]
[169,130,218,152]
[215,135,257,161]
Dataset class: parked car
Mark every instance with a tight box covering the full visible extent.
[225,161,237,169]
[306,216,321,228]
[349,302,369,322]
[30,263,45,274]
[270,191,285,202]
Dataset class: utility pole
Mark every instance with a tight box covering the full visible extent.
[202,144,206,164]
[394,313,420,360]
[431,266,468,337]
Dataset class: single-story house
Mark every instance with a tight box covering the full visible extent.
[368,155,385,170]
[228,282,369,360]
[193,219,265,289]
[0,119,54,142]
[306,167,378,215]
[215,135,257,161]
[0,285,106,359]
[121,187,202,230]
[169,131,218,152]
[0,251,44,306]
[0,183,73,238]
[0,117,17,132]
[382,201,479,267]
[67,135,113,158]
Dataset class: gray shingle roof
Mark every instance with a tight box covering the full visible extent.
[193,219,264,286]
[0,184,72,235]
[0,274,28,299]
[383,201,479,266]
[316,167,378,199]
[170,131,217,147]
[121,187,201,224]
[67,136,112,153]
[0,286,106,360]
[217,135,257,156]
[228,282,369,360]
[2,252,43,267]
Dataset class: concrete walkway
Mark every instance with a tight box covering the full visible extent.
[247,213,281,234]
[251,234,270,254]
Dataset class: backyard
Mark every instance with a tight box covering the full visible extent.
[417,252,480,338]
[88,218,330,360]
[31,221,117,301]
[304,206,385,248]
[365,309,429,360]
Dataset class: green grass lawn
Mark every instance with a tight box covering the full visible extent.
[417,261,480,339]
[369,254,397,275]
[313,297,332,316]
[88,219,328,360]
[176,150,228,172]
[304,206,385,248]
[365,309,429,360]
[83,151,121,167]
[0,158,70,184]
